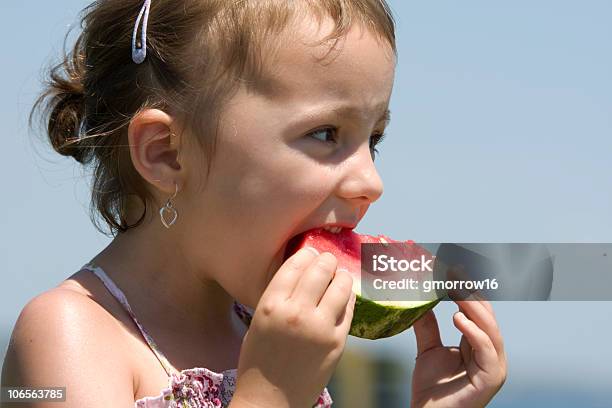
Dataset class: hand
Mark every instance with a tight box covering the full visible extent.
[233,247,356,408]
[410,293,507,408]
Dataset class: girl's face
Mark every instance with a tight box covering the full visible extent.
[181,17,396,309]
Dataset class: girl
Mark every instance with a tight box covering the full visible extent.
[2,0,506,406]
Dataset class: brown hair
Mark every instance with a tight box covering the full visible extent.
[29,0,397,237]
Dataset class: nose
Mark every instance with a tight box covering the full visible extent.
[336,144,384,204]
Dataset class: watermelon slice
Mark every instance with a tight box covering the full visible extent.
[284,228,442,340]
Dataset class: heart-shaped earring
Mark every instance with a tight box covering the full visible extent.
[159,204,178,229]
[159,182,179,229]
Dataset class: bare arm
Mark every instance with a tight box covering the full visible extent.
[1,289,136,407]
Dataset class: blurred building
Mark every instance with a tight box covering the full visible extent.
[328,347,411,408]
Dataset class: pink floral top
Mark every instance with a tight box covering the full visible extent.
[82,262,333,408]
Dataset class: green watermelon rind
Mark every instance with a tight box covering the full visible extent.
[350,296,441,340]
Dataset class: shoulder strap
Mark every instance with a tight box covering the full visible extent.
[81,262,178,377]
[232,300,254,327]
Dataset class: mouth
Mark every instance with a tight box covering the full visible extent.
[282,224,357,261]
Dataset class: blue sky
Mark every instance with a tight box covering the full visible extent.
[1,1,611,407]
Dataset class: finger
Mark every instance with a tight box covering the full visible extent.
[446,264,494,310]
[459,334,472,365]
[446,264,475,300]
[262,246,320,302]
[470,291,495,316]
[455,297,504,356]
[336,290,357,335]
[317,268,354,324]
[453,311,498,375]
[291,252,338,307]
[413,310,443,357]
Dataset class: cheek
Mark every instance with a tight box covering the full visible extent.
[244,164,335,231]
[188,133,337,304]
[215,170,333,300]
[213,141,334,228]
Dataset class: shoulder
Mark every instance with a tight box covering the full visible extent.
[1,288,136,406]
[12,286,121,342]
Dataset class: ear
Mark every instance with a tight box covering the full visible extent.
[128,109,183,196]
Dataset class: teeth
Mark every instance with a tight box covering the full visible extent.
[323,226,342,234]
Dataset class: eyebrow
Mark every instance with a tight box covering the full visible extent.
[319,103,392,127]
[332,105,391,126]
[284,103,392,136]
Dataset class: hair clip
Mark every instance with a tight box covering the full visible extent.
[132,0,151,64]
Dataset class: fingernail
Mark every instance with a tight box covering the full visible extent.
[304,246,319,256]
[338,267,349,274]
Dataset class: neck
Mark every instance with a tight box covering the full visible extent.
[90,224,241,338]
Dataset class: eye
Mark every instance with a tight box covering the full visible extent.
[307,127,338,145]
[370,132,386,158]
[306,127,387,158]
